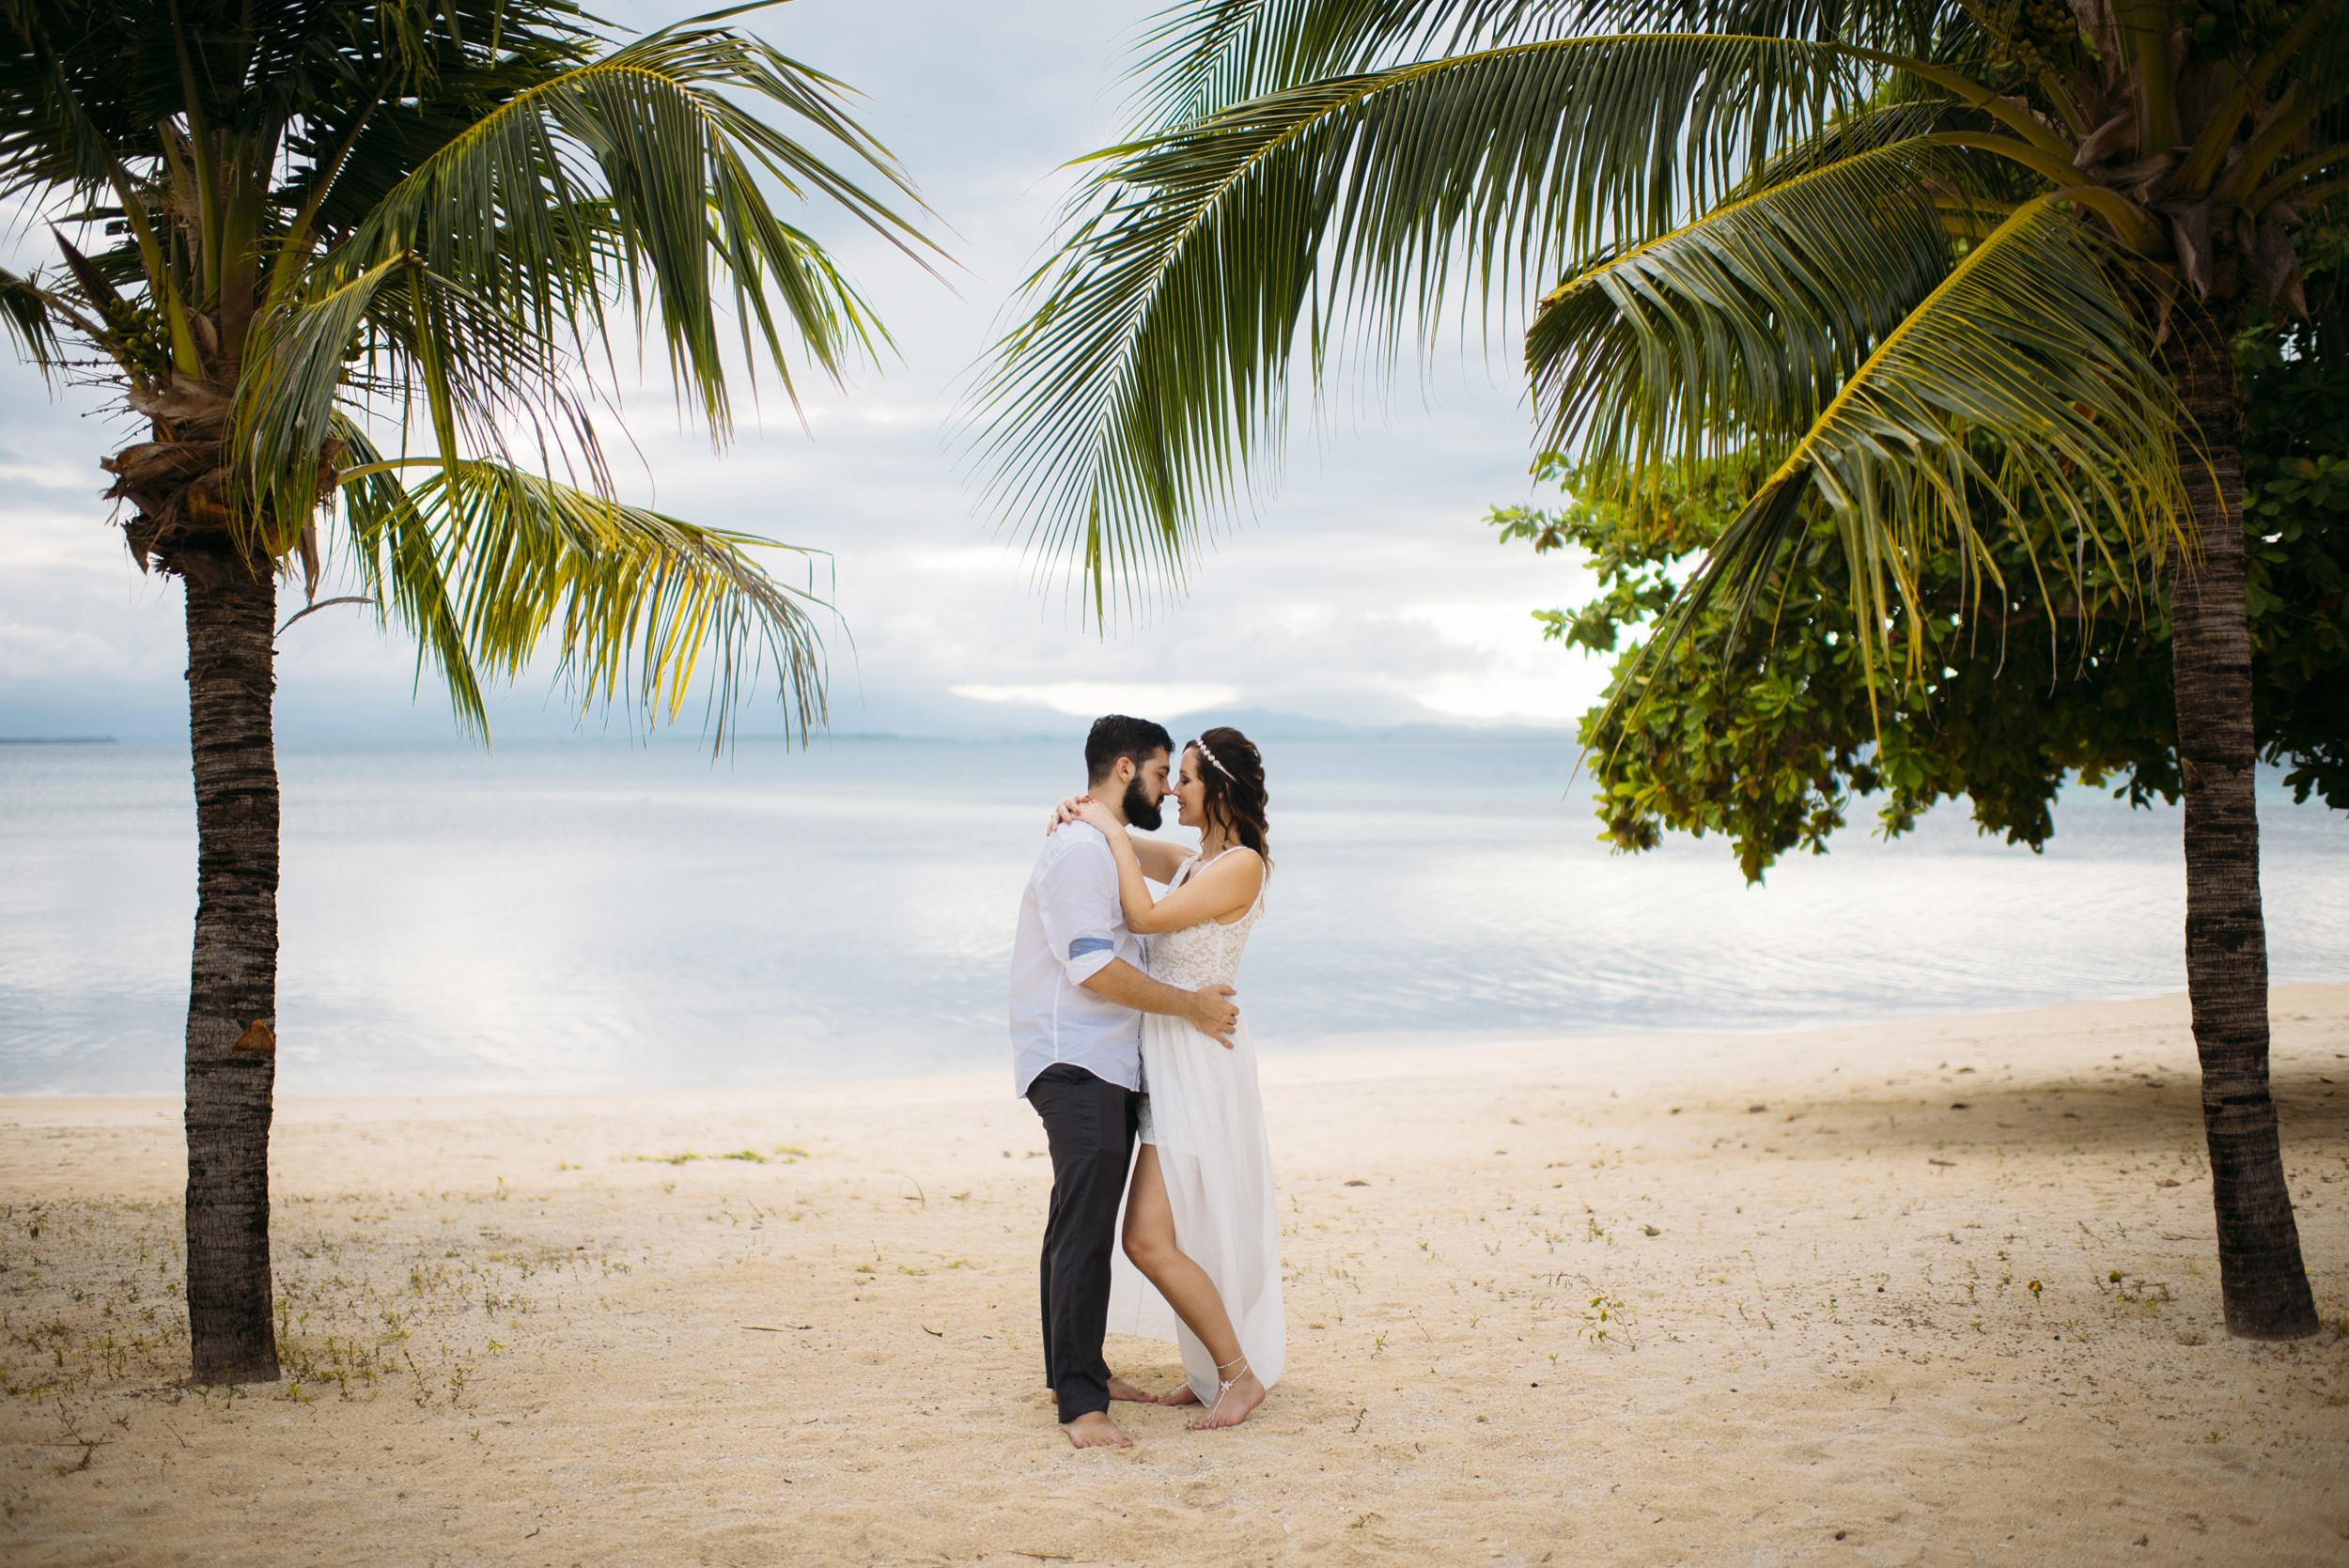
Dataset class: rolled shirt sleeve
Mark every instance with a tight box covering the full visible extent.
[1037,831,1124,986]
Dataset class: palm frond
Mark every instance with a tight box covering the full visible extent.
[0,264,61,366]
[1585,0,1950,51]
[1124,0,1949,132]
[336,440,831,749]
[235,252,434,540]
[1656,194,2179,695]
[235,252,585,547]
[1128,1,1552,129]
[332,420,488,732]
[1736,96,1975,191]
[0,0,142,202]
[971,32,1864,612]
[334,20,937,438]
[1528,129,1961,486]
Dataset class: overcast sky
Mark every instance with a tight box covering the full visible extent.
[0,0,1613,744]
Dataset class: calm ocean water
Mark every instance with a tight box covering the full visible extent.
[4,735,2346,1097]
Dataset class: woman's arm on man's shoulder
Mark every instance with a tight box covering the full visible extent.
[1125,834,1192,885]
[1047,795,1190,885]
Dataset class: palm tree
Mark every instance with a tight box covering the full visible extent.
[972,0,2342,1338]
[0,0,939,1383]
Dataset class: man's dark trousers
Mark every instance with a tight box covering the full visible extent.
[1027,1063,1139,1424]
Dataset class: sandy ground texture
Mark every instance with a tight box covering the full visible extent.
[4,986,2347,1567]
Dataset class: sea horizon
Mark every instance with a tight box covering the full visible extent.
[7,732,2347,1100]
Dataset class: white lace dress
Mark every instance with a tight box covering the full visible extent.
[1105,851,1285,1403]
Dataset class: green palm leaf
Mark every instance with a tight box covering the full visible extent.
[334,13,937,438]
[235,253,587,543]
[336,435,831,747]
[334,421,489,729]
[0,0,144,199]
[1129,1,1548,129]
[972,31,1865,612]
[0,263,61,365]
[1126,0,1946,131]
[1650,193,2179,692]
[1527,124,1961,485]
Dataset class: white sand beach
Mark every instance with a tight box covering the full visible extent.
[4,986,2346,1565]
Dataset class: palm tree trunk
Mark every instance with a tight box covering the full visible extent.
[2166,323,2318,1342]
[182,563,283,1384]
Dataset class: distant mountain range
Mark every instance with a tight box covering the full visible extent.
[819,707,1577,744]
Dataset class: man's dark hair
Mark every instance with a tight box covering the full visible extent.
[1084,713,1174,784]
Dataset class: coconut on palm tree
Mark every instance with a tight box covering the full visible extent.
[972,0,2342,1338]
[0,0,939,1383]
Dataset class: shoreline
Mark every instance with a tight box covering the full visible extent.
[9,982,2331,1124]
[5,986,2345,1564]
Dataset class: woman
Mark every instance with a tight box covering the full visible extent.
[1053,726,1283,1430]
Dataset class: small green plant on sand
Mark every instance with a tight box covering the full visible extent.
[1578,1294,1636,1348]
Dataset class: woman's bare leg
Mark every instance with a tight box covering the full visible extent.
[1121,1144,1267,1428]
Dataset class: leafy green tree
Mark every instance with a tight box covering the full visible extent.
[0,0,937,1382]
[1493,282,2348,879]
[972,0,2346,1337]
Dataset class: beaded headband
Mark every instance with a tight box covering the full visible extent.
[1190,737,1235,781]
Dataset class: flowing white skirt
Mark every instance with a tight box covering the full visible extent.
[1105,1009,1285,1403]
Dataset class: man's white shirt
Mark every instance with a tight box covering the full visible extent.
[1010,821,1144,1097]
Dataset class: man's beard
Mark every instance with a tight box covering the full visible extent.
[1122,775,1164,831]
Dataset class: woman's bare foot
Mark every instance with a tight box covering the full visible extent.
[1062,1411,1132,1449]
[1188,1367,1266,1430]
[1157,1383,1200,1406]
[1106,1375,1154,1403]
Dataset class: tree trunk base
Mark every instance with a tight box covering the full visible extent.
[2205,1088,2319,1341]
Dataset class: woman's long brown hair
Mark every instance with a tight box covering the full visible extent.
[1189,725,1270,869]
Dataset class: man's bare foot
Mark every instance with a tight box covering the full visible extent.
[1157,1383,1200,1406]
[1107,1375,1154,1404]
[1062,1411,1132,1449]
[1189,1368,1266,1431]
